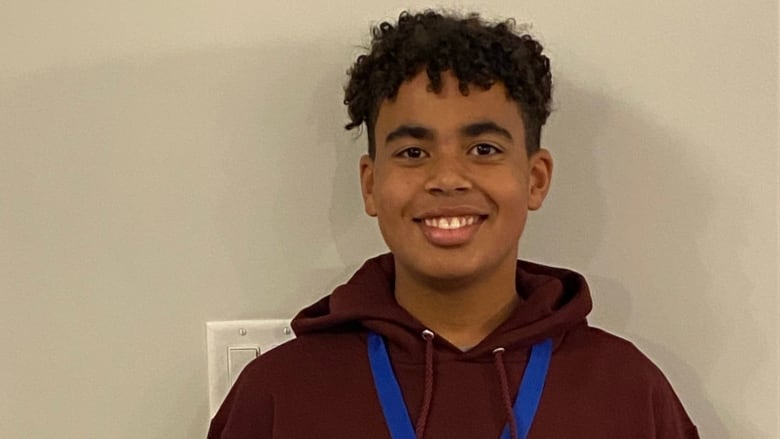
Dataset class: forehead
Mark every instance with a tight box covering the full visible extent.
[374,71,525,141]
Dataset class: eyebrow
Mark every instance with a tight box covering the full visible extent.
[384,125,434,144]
[460,121,513,141]
[384,121,513,145]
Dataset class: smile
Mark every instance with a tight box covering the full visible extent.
[422,216,480,229]
[415,214,486,247]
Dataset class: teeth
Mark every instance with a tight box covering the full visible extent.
[423,216,480,229]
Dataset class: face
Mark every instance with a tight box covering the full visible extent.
[360,71,552,286]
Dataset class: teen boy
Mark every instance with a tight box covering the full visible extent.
[208,10,699,439]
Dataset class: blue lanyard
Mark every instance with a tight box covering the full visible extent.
[367,332,552,439]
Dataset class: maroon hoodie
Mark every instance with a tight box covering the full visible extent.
[208,254,699,438]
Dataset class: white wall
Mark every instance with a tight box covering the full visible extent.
[0,1,777,438]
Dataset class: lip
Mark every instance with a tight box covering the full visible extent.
[414,212,487,247]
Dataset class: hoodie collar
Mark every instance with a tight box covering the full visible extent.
[292,253,592,359]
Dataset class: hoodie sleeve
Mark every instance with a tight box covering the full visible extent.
[652,373,700,439]
[207,360,274,439]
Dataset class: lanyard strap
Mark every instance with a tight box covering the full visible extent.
[367,332,552,439]
[500,338,553,439]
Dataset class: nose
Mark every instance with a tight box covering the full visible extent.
[424,153,472,195]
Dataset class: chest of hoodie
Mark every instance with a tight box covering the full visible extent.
[376,328,549,434]
[261,328,675,438]
[377,336,665,438]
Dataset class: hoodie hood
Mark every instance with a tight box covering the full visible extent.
[292,253,592,359]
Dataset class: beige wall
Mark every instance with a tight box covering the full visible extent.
[1,1,777,438]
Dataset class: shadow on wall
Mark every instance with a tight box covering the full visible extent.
[207,43,384,314]
[521,78,607,270]
[308,49,390,279]
[521,78,765,438]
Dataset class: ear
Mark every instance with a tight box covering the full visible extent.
[359,154,378,217]
[527,148,553,211]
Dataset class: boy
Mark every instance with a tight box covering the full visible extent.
[208,10,699,438]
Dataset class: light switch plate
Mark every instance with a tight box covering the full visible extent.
[206,319,296,417]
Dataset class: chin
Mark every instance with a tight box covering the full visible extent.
[399,251,491,287]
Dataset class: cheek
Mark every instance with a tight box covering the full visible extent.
[371,180,416,252]
[483,175,530,226]
[373,173,417,215]
[483,169,528,201]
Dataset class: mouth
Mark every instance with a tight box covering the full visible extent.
[418,215,485,229]
[413,214,487,246]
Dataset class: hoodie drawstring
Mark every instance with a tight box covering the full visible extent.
[492,347,519,439]
[413,332,522,439]
[370,330,549,439]
[415,329,435,439]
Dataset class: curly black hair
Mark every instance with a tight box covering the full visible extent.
[344,10,552,158]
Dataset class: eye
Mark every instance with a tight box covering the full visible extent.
[469,143,502,156]
[397,147,428,160]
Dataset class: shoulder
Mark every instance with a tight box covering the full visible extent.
[551,324,686,402]
[548,325,699,437]
[251,331,365,367]
[559,325,662,375]
[234,331,368,391]
[207,331,371,438]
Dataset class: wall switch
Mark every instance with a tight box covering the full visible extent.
[227,347,260,384]
[206,319,296,417]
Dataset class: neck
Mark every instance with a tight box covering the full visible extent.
[394,263,520,349]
